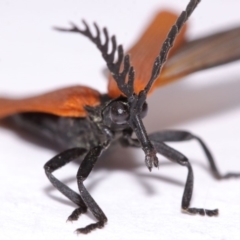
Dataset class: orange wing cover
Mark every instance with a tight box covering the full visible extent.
[0,86,101,119]
[108,11,187,98]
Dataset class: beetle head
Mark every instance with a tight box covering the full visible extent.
[101,94,157,170]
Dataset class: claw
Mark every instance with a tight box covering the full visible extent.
[145,151,159,171]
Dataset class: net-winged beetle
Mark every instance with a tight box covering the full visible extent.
[1,0,240,234]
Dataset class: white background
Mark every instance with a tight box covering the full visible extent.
[0,0,240,239]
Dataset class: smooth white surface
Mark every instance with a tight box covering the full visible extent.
[0,1,240,240]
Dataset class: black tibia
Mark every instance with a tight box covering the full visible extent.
[151,140,218,216]
[44,148,88,217]
[76,146,107,234]
[149,130,240,179]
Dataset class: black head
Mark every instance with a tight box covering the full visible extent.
[55,0,200,170]
[100,96,148,131]
[109,99,148,124]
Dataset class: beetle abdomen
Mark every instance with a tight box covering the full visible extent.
[10,113,100,150]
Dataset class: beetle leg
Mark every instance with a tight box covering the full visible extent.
[44,148,88,221]
[75,146,107,234]
[149,130,240,179]
[151,140,218,216]
[120,129,141,147]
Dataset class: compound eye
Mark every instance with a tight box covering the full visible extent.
[140,102,148,119]
[110,101,129,124]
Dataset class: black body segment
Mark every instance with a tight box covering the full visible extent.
[11,113,101,149]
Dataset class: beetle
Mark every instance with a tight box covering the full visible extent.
[1,0,240,234]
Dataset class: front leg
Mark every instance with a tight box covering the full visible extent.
[149,130,240,179]
[76,146,107,234]
[121,130,237,216]
[44,146,107,234]
[44,148,88,221]
[151,140,218,216]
